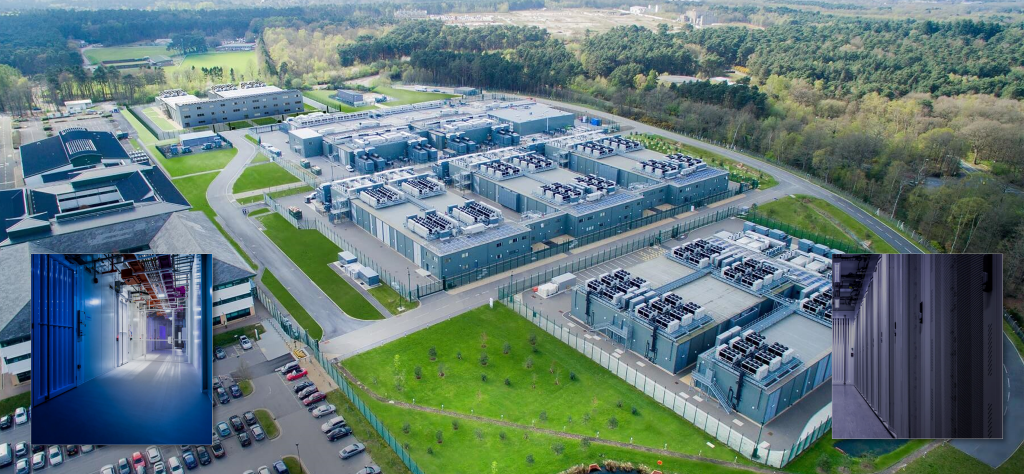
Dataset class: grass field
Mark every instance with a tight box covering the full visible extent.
[0,392,30,418]
[255,409,280,439]
[302,90,377,113]
[83,45,173,64]
[172,172,219,215]
[213,323,265,349]
[343,304,748,464]
[247,208,270,217]
[282,456,307,474]
[636,134,779,189]
[368,284,418,315]
[258,213,384,322]
[228,120,254,130]
[376,86,458,106]
[260,269,321,340]
[164,51,257,78]
[345,381,754,474]
[233,162,302,194]
[252,117,278,125]
[325,391,412,474]
[142,106,180,131]
[784,433,930,474]
[237,379,254,397]
[236,185,312,205]
[160,148,238,178]
[757,195,898,253]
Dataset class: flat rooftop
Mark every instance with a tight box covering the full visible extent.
[481,166,642,216]
[592,150,729,186]
[289,128,321,139]
[487,103,574,123]
[672,274,766,323]
[212,85,285,99]
[760,311,832,365]
[624,256,696,290]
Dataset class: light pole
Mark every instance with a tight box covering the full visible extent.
[296,443,301,473]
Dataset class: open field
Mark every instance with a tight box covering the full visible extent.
[164,51,258,78]
[260,269,319,340]
[83,45,173,64]
[258,213,384,323]
[142,106,180,131]
[757,195,898,253]
[367,283,418,315]
[343,304,749,464]
[160,147,238,178]
[252,117,279,125]
[232,162,301,194]
[784,433,929,474]
[302,90,377,112]
[236,185,312,205]
[172,172,219,216]
[636,133,778,189]
[375,86,458,106]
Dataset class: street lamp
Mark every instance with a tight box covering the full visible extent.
[296,443,301,473]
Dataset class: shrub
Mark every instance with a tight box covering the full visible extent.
[402,442,410,451]
[816,454,833,472]
[552,443,565,455]
[570,371,577,381]
[581,438,591,449]
[622,462,635,471]
[583,413,591,423]
[414,366,422,379]
[608,416,618,429]
[428,346,437,360]
[539,411,548,421]
[499,431,507,441]
[631,406,639,416]
[475,428,484,440]
[526,454,534,465]
[452,420,459,430]
[525,356,534,369]
[532,345,539,353]
[456,350,462,360]
[481,373,488,382]
[616,399,623,408]
[436,430,443,444]
[504,377,511,386]
[529,333,537,345]
[637,464,653,474]
[402,422,410,434]
[427,447,433,455]
[437,363,445,377]
[480,353,489,366]
[503,341,511,354]
[603,460,622,471]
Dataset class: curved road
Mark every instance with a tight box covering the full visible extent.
[534,98,923,254]
[206,130,373,340]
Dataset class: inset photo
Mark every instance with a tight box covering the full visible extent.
[31,253,213,445]
[832,254,1004,440]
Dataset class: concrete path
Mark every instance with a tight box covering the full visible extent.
[206,130,373,340]
[533,97,924,254]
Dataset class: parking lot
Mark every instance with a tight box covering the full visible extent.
[213,320,378,473]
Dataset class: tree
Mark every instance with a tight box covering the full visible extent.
[480,353,489,366]
[698,53,725,79]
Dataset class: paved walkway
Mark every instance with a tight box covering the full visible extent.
[880,440,945,474]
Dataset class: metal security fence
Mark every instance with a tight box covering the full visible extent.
[1006,311,1024,345]
[500,295,831,468]
[253,284,426,474]
[744,210,864,254]
[257,146,324,189]
[263,194,306,229]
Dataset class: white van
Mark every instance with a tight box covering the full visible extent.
[0,443,12,468]
[320,415,346,433]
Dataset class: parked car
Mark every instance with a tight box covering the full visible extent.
[297,386,317,399]
[47,445,63,466]
[238,431,252,447]
[273,460,290,474]
[339,443,366,460]
[182,450,197,470]
[229,415,245,432]
[146,446,162,464]
[13,408,27,425]
[153,461,167,474]
[31,452,44,470]
[276,361,300,373]
[210,440,225,458]
[291,381,314,393]
[230,384,243,398]
[213,378,222,390]
[303,392,326,405]
[356,466,382,474]
[16,458,30,474]
[286,369,308,381]
[216,421,231,438]
[312,404,336,418]
[243,410,258,427]
[196,446,211,465]
[252,425,266,441]
[215,348,226,359]
[217,387,230,404]
[326,426,353,442]
[0,416,11,430]
[31,445,44,455]
[81,445,95,454]
[131,451,145,469]
[0,443,11,468]
[167,456,184,474]
[239,335,253,350]
[65,445,79,457]
[282,365,302,375]
[13,442,27,458]
[257,467,271,474]
[321,415,347,433]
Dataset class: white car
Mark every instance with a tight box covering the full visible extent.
[101,464,116,474]
[13,407,27,425]
[16,458,29,474]
[147,445,162,464]
[346,165,355,172]
[81,445,95,453]
[31,452,44,469]
[167,456,184,474]
[276,361,300,373]
[312,404,336,418]
[153,461,167,474]
[239,335,253,350]
[47,445,63,466]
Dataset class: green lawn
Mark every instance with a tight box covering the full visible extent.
[343,304,747,464]
[248,208,270,217]
[368,284,418,315]
[303,103,319,111]
[160,147,238,178]
[252,153,269,164]
[255,409,280,439]
[172,172,219,215]
[636,133,779,189]
[282,456,307,474]
[785,432,930,474]
[142,106,180,131]
[213,323,265,349]
[0,392,30,417]
[84,45,174,64]
[375,86,458,106]
[260,269,321,340]
[232,162,301,194]
[325,390,413,474]
[228,120,254,130]
[237,379,254,396]
[757,195,897,253]
[302,90,378,113]
[259,213,385,321]
[898,443,997,474]
[236,185,313,205]
[244,134,259,145]
[344,382,755,474]
[163,51,257,78]
[252,117,278,125]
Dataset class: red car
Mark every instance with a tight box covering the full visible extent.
[302,392,326,406]
[286,369,308,381]
[131,451,146,469]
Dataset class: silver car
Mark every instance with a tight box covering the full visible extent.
[312,404,336,418]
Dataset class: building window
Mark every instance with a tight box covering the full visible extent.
[496,243,502,248]
[3,353,30,365]
[224,308,251,321]
[15,371,30,383]
[0,335,31,348]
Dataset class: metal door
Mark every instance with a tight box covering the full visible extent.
[31,255,77,406]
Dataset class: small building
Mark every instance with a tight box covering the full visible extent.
[149,55,173,67]
[288,128,324,158]
[685,9,717,27]
[65,99,93,114]
[454,87,479,96]
[179,130,220,148]
[486,102,576,135]
[216,42,255,52]
[335,89,368,107]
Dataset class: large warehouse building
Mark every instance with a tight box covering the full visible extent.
[157,81,303,128]
[570,224,837,424]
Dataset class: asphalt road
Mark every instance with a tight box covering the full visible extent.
[533,97,923,254]
[206,130,374,340]
[0,115,15,190]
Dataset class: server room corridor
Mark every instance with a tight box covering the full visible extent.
[31,254,213,445]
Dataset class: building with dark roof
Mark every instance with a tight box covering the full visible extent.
[3,130,190,246]
[0,244,31,386]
